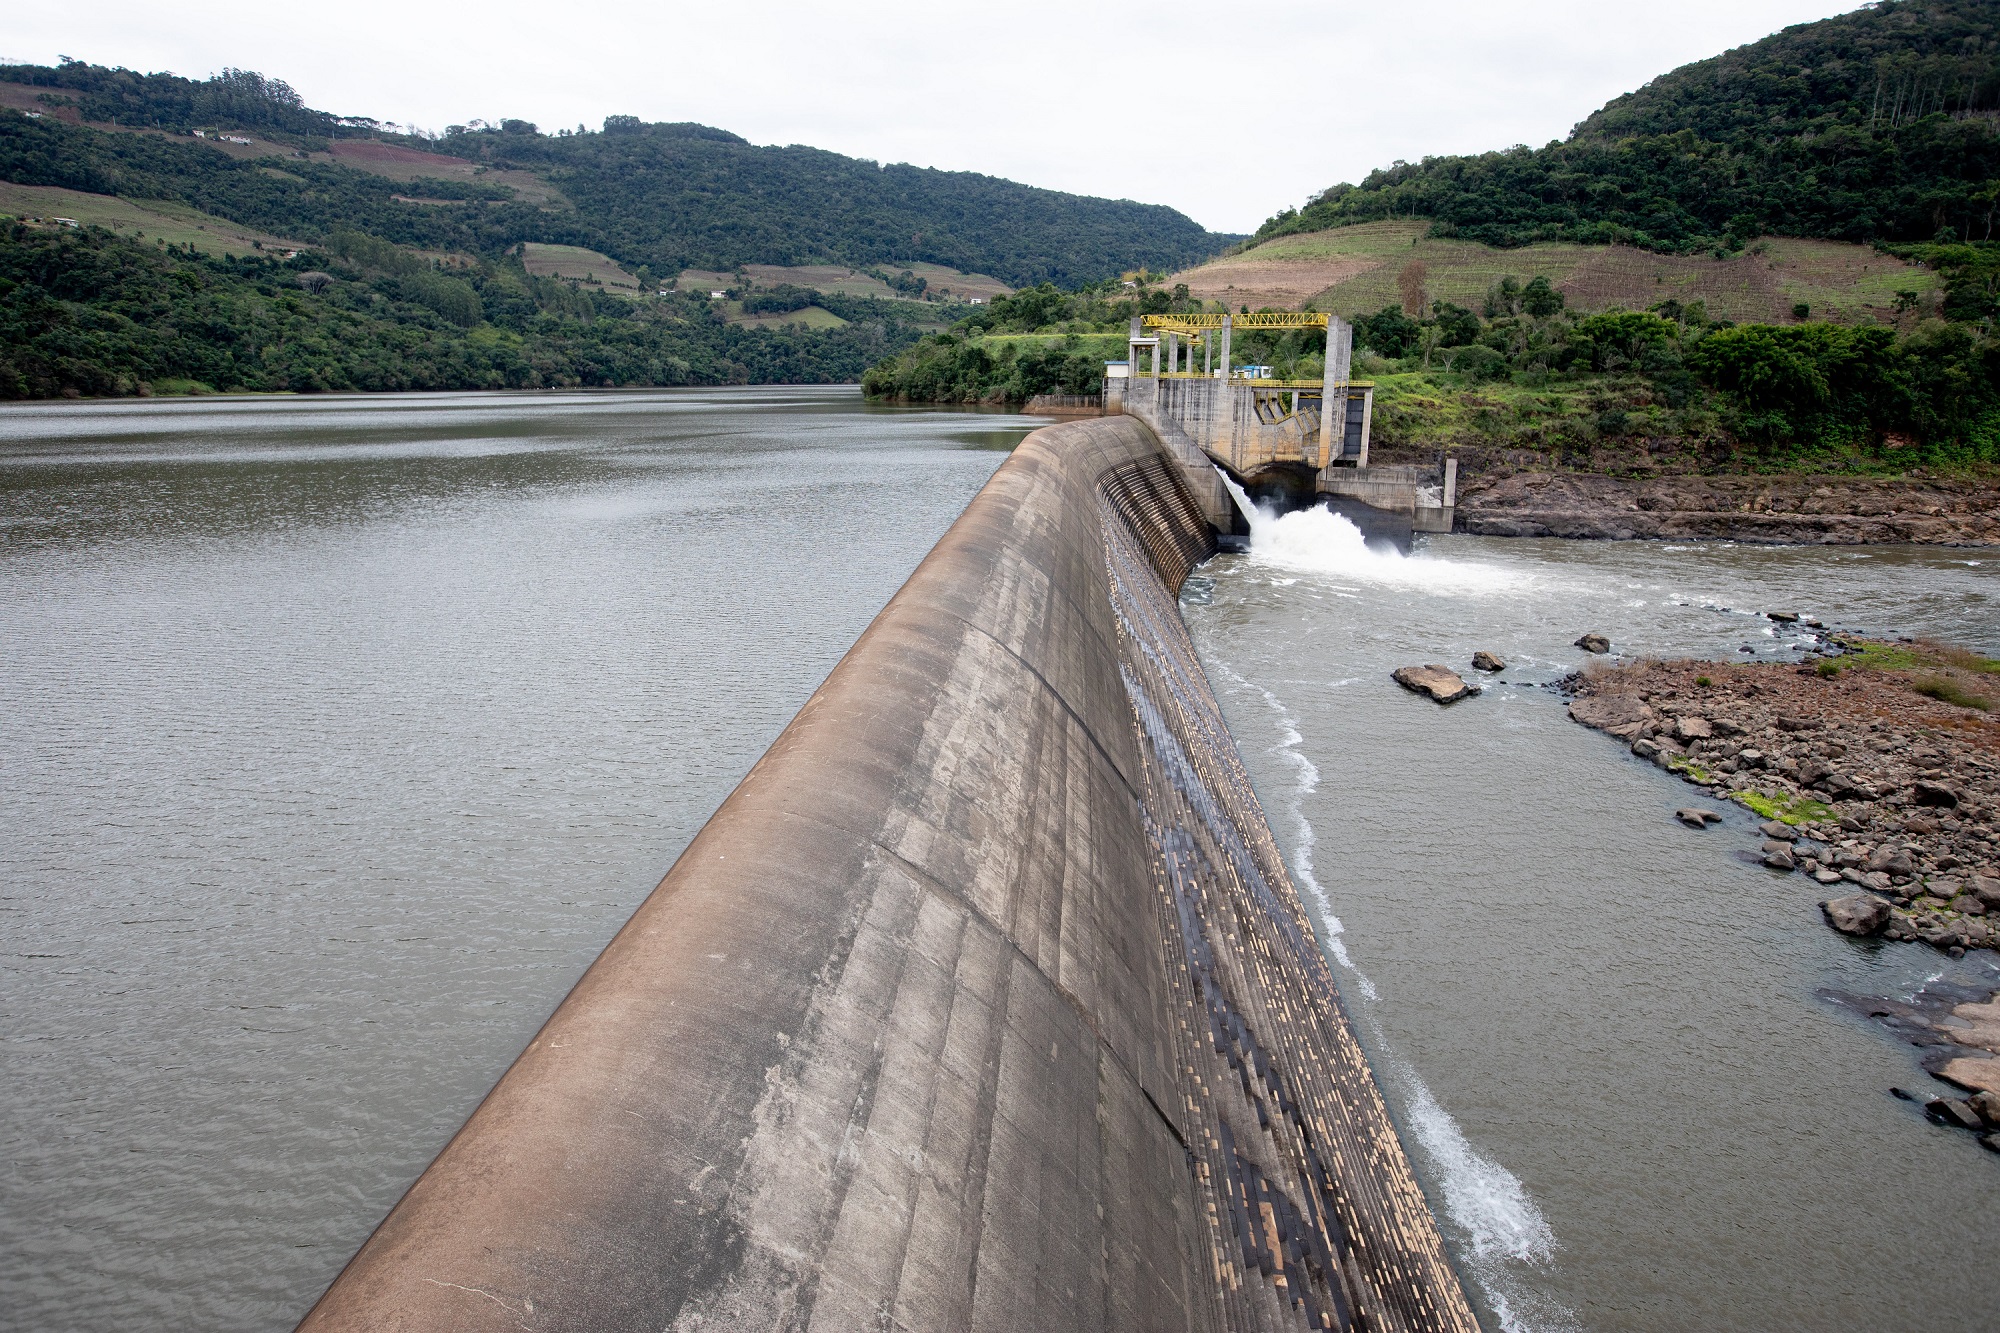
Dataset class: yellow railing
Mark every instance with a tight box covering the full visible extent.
[1138,375,1374,391]
[1142,312,1332,334]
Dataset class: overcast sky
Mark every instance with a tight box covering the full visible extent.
[8,1,1859,235]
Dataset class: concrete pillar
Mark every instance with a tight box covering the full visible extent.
[1218,317,1232,381]
[1203,331,1212,377]
[1443,456,1459,507]
[1317,316,1354,468]
[1316,317,1338,467]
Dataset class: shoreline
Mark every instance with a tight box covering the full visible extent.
[1456,470,2000,545]
[1564,638,2000,1146]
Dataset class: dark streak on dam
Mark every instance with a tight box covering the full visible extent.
[301,417,1479,1332]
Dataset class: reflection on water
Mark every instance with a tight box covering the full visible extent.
[1187,505,2000,1332]
[0,388,1032,1332]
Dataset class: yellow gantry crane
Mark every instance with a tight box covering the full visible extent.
[1140,312,1333,335]
[1123,310,1368,469]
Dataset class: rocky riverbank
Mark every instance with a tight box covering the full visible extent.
[1566,638,2000,1147]
[1455,471,2000,545]
[1565,640,2000,958]
[1827,979,2000,1152]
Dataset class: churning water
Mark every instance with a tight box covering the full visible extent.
[1186,490,2000,1332]
[0,388,1029,1332]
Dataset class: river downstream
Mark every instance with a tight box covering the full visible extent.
[1182,509,2000,1332]
[5,390,1998,1331]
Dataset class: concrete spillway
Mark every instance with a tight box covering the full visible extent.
[301,416,1478,1332]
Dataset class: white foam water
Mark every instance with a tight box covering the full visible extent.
[1218,471,1525,596]
[1213,653,1569,1331]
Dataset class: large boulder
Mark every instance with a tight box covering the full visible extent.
[1937,1057,2000,1096]
[1913,782,1961,808]
[1972,874,2000,907]
[1821,894,1891,936]
[1568,695,1652,734]
[1674,716,1714,743]
[1471,651,1506,673]
[1866,845,1916,877]
[1392,664,1476,704]
[1574,633,1611,654]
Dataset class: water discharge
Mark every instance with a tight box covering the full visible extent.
[1184,496,2000,1331]
[1220,469,1527,595]
[1217,656,1563,1331]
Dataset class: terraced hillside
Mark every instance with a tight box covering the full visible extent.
[1172,220,1939,323]
[0,60,1231,287]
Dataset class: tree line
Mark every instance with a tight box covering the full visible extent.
[865,266,2000,469]
[0,59,1234,288]
[1256,0,2000,255]
[0,222,930,398]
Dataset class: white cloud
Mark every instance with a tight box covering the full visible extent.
[8,0,1861,233]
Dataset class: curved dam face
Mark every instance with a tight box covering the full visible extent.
[302,417,1477,1333]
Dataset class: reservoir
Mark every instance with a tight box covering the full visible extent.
[3,388,1997,1330]
[0,389,1025,1331]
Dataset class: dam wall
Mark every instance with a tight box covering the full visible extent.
[301,417,1476,1333]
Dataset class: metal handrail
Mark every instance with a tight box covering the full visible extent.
[1142,312,1333,333]
[1136,374,1374,390]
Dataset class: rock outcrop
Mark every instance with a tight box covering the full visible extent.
[1455,471,2000,545]
[1566,648,2000,960]
[1823,894,1892,936]
[1393,664,1477,704]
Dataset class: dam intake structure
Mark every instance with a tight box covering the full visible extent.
[302,417,1477,1332]
[1108,313,1458,541]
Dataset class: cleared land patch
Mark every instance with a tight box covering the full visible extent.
[0,83,82,123]
[1169,220,1937,323]
[726,304,850,330]
[0,181,303,257]
[0,95,563,204]
[743,264,898,298]
[320,140,562,206]
[676,262,1013,304]
[886,262,1012,302]
[520,242,640,291]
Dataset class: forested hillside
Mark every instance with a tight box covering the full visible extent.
[1257,0,2000,254]
[0,223,924,397]
[0,59,1230,286]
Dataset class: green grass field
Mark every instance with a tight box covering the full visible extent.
[726,304,850,330]
[519,242,641,291]
[0,181,303,258]
[677,262,1014,304]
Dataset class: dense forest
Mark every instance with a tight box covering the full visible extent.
[0,59,1231,286]
[1256,0,2000,254]
[0,223,927,397]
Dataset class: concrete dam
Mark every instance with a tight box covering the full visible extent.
[301,416,1479,1332]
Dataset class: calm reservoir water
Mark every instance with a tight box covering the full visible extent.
[5,389,1997,1332]
[1183,504,2000,1332]
[0,388,1028,1331]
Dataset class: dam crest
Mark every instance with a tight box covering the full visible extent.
[303,416,1477,1332]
